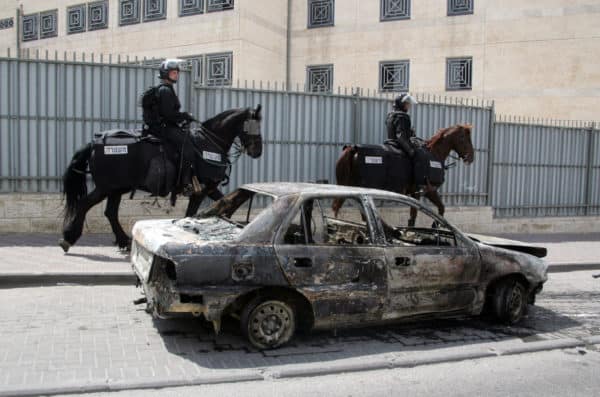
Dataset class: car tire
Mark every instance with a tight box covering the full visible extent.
[241,297,296,349]
[492,280,527,325]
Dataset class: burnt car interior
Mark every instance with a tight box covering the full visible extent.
[373,199,457,247]
[196,188,274,227]
[284,197,372,245]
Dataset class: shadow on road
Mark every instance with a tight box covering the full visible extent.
[151,305,581,370]
[0,233,117,247]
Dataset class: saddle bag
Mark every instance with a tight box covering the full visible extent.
[354,145,388,189]
[194,135,229,184]
[413,148,445,187]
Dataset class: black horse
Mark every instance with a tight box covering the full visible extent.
[60,105,263,252]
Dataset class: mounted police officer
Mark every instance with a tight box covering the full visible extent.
[386,93,419,158]
[142,59,197,192]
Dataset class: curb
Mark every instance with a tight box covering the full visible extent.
[0,262,598,288]
[547,263,600,273]
[1,337,597,397]
[0,272,136,288]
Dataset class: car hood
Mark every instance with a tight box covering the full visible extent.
[132,217,241,257]
[467,233,547,258]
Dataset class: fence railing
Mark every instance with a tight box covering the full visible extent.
[0,53,598,218]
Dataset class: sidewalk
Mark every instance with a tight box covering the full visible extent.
[0,233,598,286]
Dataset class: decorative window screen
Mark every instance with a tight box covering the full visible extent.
[206,52,233,86]
[379,60,410,92]
[120,0,141,25]
[448,0,473,16]
[143,0,167,22]
[446,57,472,90]
[67,4,86,34]
[22,14,39,41]
[88,1,109,30]
[380,0,410,21]
[180,0,204,16]
[307,64,334,93]
[39,10,58,39]
[207,0,234,12]
[308,0,334,28]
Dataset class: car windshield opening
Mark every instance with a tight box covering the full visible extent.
[197,189,274,227]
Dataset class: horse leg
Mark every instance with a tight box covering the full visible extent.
[406,187,418,227]
[186,190,209,217]
[207,185,224,201]
[60,189,107,252]
[104,193,131,250]
[425,190,445,229]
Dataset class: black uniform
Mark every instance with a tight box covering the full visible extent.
[386,110,416,158]
[150,83,195,185]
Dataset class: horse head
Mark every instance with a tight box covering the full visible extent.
[428,124,474,165]
[198,105,263,159]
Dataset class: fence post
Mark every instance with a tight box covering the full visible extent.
[351,88,360,144]
[584,122,596,215]
[485,101,496,208]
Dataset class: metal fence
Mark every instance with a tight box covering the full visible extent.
[1,52,598,218]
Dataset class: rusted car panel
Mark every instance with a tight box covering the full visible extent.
[131,182,548,348]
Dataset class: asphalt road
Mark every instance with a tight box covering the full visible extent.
[0,270,598,396]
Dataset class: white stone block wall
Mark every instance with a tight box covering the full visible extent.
[1,193,599,235]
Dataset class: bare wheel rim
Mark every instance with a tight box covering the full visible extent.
[248,301,294,348]
[507,285,524,320]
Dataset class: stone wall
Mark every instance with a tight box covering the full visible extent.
[1,193,599,235]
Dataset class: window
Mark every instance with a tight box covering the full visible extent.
[306,64,333,93]
[120,0,141,25]
[0,17,14,30]
[88,1,108,30]
[207,0,234,12]
[373,199,456,247]
[308,0,334,28]
[283,198,372,246]
[39,10,58,39]
[143,0,167,22]
[448,0,473,16]
[446,57,472,91]
[22,13,39,41]
[180,55,204,83]
[206,52,233,86]
[180,0,204,16]
[380,0,410,21]
[67,4,86,34]
[380,60,410,92]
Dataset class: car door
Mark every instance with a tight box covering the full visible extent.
[274,195,388,328]
[370,198,481,320]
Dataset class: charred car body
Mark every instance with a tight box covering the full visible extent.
[132,183,548,349]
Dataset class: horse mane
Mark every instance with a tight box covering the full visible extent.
[426,124,472,150]
[203,108,249,130]
[426,127,452,150]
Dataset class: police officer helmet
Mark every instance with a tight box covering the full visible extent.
[158,59,183,82]
[393,93,418,110]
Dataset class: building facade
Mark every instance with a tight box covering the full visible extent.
[1,0,599,120]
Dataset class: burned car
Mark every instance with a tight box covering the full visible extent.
[131,183,548,349]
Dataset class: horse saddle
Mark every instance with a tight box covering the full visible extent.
[93,129,162,146]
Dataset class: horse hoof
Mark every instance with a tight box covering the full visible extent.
[58,239,71,253]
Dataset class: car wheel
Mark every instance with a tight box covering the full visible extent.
[241,298,296,349]
[493,280,527,325]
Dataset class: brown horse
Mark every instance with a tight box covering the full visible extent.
[334,124,475,226]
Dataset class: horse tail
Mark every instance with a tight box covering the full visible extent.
[333,145,356,217]
[62,143,93,224]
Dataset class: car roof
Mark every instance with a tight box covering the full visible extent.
[240,182,407,200]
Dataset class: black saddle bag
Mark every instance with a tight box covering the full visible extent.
[194,135,229,184]
[354,145,388,189]
[413,148,445,187]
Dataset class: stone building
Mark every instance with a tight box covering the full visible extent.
[0,0,598,120]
